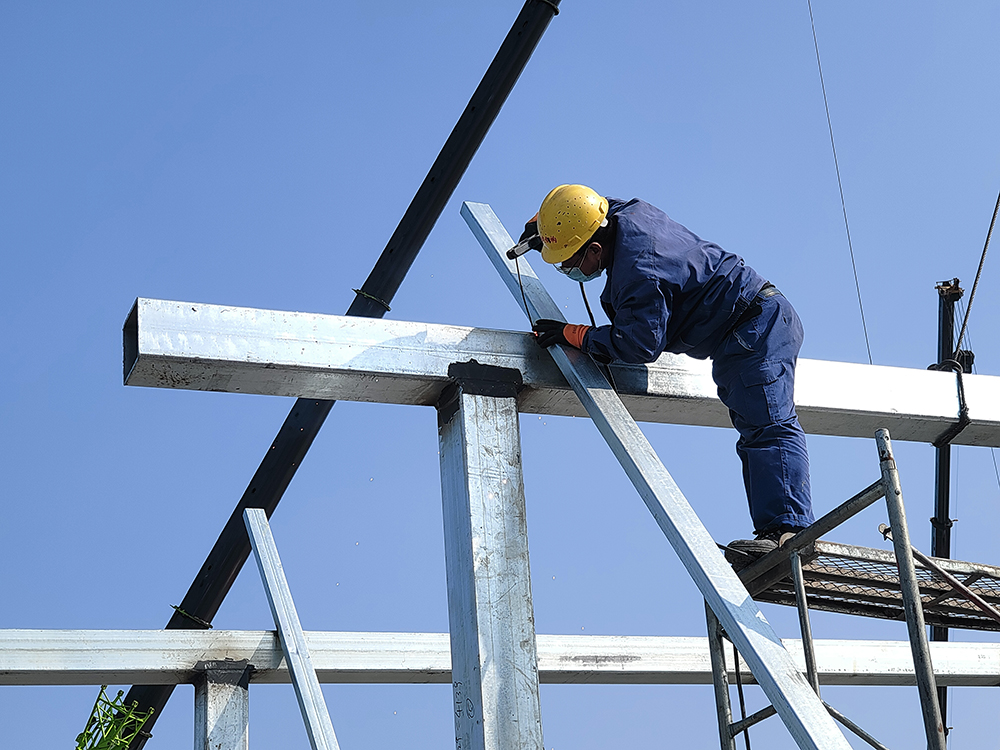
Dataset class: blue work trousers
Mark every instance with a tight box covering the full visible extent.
[711,293,814,535]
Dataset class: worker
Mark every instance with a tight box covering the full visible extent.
[523,184,813,560]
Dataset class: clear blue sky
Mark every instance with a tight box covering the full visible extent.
[2,2,999,747]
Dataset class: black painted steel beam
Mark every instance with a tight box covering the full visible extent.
[123,1,560,744]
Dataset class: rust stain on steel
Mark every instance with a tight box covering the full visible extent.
[562,654,643,665]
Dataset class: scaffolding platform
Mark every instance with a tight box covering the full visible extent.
[745,540,1000,632]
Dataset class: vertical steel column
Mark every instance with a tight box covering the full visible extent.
[463,201,851,750]
[705,604,737,750]
[244,508,341,750]
[875,429,947,750]
[194,661,251,750]
[436,363,544,750]
[932,278,962,732]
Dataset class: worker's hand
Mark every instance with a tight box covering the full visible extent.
[519,217,543,252]
[519,216,538,243]
[532,319,590,350]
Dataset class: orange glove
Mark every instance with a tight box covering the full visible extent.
[532,319,590,350]
[564,324,590,349]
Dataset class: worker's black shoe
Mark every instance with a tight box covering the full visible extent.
[724,527,801,572]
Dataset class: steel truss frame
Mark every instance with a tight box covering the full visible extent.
[15,0,993,744]
[96,203,1000,749]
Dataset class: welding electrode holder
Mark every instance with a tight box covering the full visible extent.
[506,233,542,259]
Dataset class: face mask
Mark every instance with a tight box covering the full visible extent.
[560,265,602,283]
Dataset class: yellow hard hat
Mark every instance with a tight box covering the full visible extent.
[537,184,610,264]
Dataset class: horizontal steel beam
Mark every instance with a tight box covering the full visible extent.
[123,298,1000,446]
[2,630,997,687]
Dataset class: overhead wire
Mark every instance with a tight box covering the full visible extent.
[953,186,1000,359]
[580,281,619,392]
[991,442,1000,497]
[580,281,597,327]
[807,0,873,365]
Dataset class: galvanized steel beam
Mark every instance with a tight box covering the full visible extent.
[124,297,1000,447]
[194,662,251,750]
[2,630,998,687]
[462,201,851,750]
[120,2,562,739]
[244,508,341,750]
[437,372,543,750]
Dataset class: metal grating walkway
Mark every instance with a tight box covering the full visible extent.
[752,541,1000,632]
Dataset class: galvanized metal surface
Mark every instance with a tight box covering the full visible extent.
[2,630,998,687]
[876,430,946,750]
[123,297,1000,447]
[462,201,851,750]
[194,663,250,750]
[438,387,543,750]
[244,509,340,750]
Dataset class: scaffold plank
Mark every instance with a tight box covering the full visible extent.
[123,298,1000,447]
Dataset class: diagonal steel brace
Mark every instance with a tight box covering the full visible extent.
[462,200,852,750]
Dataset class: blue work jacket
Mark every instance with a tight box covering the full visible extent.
[582,198,767,364]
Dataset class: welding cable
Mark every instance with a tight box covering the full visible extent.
[579,281,619,392]
[517,256,620,391]
[514,256,534,325]
[580,281,597,327]
[929,359,971,448]
[807,0,873,365]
